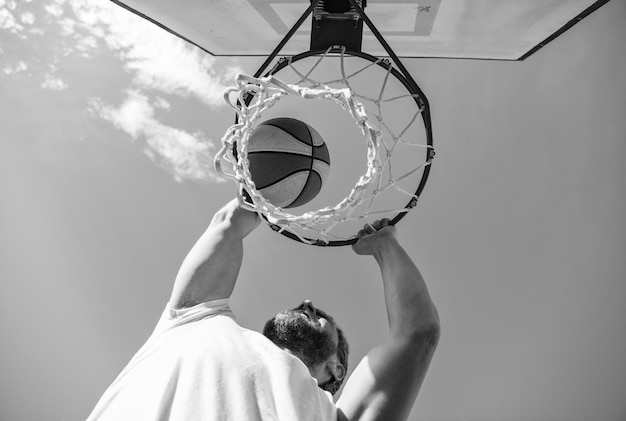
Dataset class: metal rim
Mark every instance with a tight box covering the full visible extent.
[239,48,434,246]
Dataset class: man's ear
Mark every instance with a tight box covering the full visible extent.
[331,361,346,381]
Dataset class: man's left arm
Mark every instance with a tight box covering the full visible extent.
[337,220,440,421]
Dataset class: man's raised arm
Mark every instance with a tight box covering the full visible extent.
[337,219,440,421]
[168,199,260,309]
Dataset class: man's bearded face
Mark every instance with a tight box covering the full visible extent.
[263,307,336,368]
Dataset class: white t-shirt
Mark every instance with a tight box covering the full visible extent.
[87,299,337,421]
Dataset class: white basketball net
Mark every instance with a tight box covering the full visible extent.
[214,47,433,245]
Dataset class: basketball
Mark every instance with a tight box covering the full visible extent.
[246,118,330,208]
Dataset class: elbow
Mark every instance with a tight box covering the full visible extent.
[418,303,441,347]
[403,304,441,347]
[405,320,441,352]
[390,319,440,352]
[427,322,441,348]
[391,307,441,349]
[416,322,441,349]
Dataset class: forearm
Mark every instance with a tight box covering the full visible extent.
[374,237,439,337]
[169,199,259,308]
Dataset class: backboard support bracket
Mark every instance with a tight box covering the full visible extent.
[252,0,421,96]
[310,0,365,52]
[246,0,431,145]
[245,0,432,150]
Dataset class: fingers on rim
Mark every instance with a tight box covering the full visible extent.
[357,218,393,238]
[367,219,391,231]
[364,223,376,234]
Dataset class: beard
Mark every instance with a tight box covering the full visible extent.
[262,309,336,368]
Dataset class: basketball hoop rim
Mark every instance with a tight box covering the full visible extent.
[248,48,434,246]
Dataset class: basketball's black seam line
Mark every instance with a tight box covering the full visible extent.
[297,124,314,208]
[306,123,314,172]
[263,121,313,147]
[248,150,330,166]
[312,144,330,165]
[248,151,311,157]
[289,171,321,208]
[305,123,313,151]
[254,168,322,190]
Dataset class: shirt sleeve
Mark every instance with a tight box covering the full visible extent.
[150,299,234,337]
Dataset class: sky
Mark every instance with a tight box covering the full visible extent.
[0,1,625,421]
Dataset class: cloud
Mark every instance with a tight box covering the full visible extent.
[43,2,63,18]
[2,0,240,183]
[89,91,222,183]
[20,10,34,24]
[2,60,27,75]
[41,73,68,90]
[0,1,38,37]
[66,0,240,107]
[0,2,23,34]
[64,0,240,182]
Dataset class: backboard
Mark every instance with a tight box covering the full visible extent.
[110,0,610,60]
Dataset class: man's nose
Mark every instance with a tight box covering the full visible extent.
[302,300,316,315]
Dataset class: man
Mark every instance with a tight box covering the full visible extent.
[87,198,440,421]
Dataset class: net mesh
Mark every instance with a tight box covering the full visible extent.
[214,47,434,245]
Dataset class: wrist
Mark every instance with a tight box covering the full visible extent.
[212,200,260,239]
[231,206,261,239]
[371,231,401,261]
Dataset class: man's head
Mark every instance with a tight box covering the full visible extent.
[263,300,349,395]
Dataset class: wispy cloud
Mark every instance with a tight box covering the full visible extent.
[1,0,242,183]
[65,0,240,182]
[2,60,27,75]
[0,0,24,34]
[41,73,68,90]
[61,0,240,106]
[19,10,34,24]
[89,91,222,183]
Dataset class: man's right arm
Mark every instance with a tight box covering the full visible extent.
[337,220,440,421]
[168,198,260,309]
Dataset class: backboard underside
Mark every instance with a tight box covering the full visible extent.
[110,0,610,60]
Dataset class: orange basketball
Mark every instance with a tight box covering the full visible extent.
[246,118,330,208]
